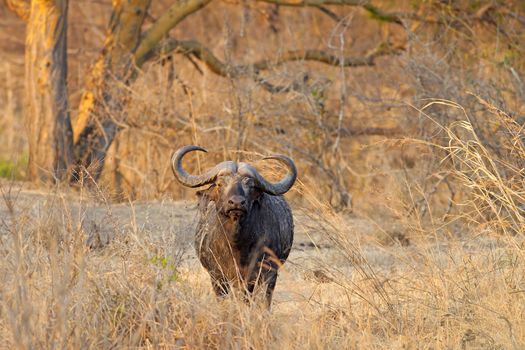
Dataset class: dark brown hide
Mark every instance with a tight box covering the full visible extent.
[172,146,296,306]
[195,184,293,305]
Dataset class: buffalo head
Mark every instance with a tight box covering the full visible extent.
[171,145,297,220]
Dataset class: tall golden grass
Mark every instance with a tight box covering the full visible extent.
[1,3,525,348]
[0,98,524,349]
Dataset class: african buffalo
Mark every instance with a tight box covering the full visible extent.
[171,145,297,306]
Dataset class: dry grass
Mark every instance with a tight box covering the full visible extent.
[1,102,524,349]
[1,2,525,349]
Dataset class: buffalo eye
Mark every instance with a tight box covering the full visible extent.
[242,177,254,187]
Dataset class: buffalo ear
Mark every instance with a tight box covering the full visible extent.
[196,185,218,210]
[196,187,208,197]
[196,189,206,199]
[250,186,263,203]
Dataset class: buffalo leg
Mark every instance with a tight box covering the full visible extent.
[244,271,278,308]
[263,273,278,308]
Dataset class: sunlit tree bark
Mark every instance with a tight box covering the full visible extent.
[72,0,152,181]
[24,0,73,183]
[5,0,29,21]
[9,0,213,183]
[73,0,212,181]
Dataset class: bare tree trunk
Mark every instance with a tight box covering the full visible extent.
[16,0,210,184]
[25,0,73,183]
[72,0,211,182]
[72,0,151,182]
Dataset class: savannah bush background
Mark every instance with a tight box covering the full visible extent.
[0,1,524,348]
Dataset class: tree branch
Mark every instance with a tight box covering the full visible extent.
[145,38,402,93]
[257,0,441,26]
[316,6,342,22]
[133,0,213,66]
[150,38,401,71]
[133,0,444,68]
[4,0,30,22]
[361,4,435,25]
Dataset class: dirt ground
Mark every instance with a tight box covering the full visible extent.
[0,180,400,303]
[1,180,524,349]
[0,179,504,305]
